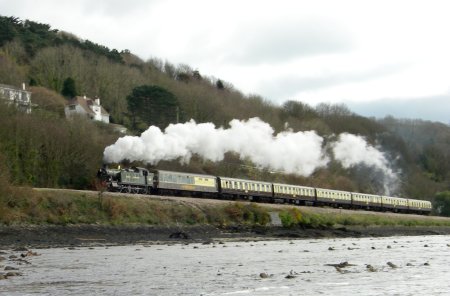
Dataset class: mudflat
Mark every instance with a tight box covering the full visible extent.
[2,224,450,249]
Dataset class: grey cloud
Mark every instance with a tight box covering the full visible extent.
[258,63,410,102]
[223,19,353,64]
[346,95,450,124]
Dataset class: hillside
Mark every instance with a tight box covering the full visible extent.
[0,15,449,216]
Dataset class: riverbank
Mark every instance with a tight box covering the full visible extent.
[1,188,450,248]
[2,224,450,248]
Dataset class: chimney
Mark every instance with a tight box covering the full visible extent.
[83,95,86,99]
[95,98,100,105]
[22,82,26,90]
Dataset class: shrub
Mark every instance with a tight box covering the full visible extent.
[279,208,303,228]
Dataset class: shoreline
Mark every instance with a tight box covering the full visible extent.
[2,224,450,249]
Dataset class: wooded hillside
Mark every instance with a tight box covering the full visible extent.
[0,16,449,215]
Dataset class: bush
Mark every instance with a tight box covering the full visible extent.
[279,211,295,228]
[223,203,270,225]
[279,208,303,228]
[434,191,450,216]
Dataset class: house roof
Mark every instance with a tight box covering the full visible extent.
[67,96,109,116]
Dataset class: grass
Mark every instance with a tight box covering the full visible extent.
[280,208,450,228]
[1,188,450,228]
[0,188,271,226]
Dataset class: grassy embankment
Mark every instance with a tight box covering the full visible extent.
[1,188,450,228]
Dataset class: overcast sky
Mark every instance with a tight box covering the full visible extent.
[2,0,449,123]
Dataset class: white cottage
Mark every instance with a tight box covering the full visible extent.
[65,95,110,123]
[0,83,32,113]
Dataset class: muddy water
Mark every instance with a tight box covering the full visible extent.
[1,235,449,295]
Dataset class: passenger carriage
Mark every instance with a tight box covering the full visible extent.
[272,183,315,205]
[316,188,352,208]
[381,196,408,213]
[351,192,382,211]
[218,176,272,201]
[407,199,432,215]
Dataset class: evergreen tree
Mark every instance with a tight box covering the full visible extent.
[127,85,180,130]
[61,77,77,98]
[216,79,224,90]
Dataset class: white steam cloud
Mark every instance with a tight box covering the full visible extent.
[331,133,400,195]
[104,118,399,194]
[104,118,329,176]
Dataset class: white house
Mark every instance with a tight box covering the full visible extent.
[65,95,110,123]
[0,83,32,113]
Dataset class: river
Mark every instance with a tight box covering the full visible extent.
[1,235,449,295]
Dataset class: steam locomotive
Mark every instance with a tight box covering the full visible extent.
[97,166,432,215]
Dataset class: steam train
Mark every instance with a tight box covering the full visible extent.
[97,166,432,215]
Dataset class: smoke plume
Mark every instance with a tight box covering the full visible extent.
[104,118,329,176]
[331,133,400,195]
[104,118,399,194]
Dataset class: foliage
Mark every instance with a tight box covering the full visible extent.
[279,208,303,228]
[379,117,450,199]
[28,86,66,117]
[61,77,77,98]
[434,191,450,217]
[0,101,117,189]
[0,49,26,85]
[0,15,122,61]
[127,85,179,130]
[216,79,224,90]
[223,203,270,225]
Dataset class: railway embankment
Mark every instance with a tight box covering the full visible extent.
[0,188,450,248]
